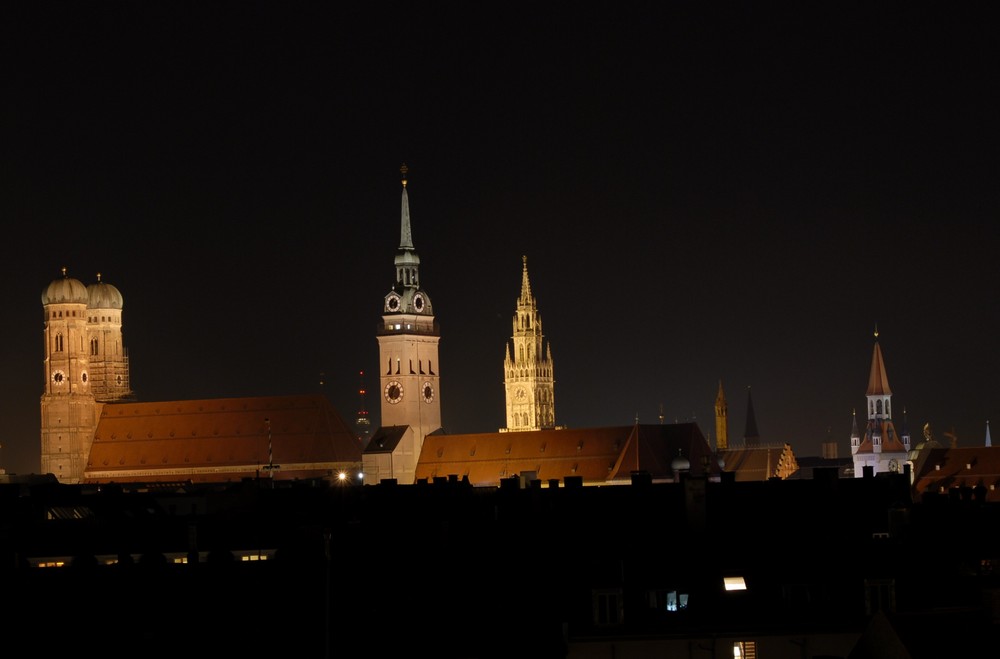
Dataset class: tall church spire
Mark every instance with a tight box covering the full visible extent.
[367,164,442,485]
[398,163,414,250]
[392,163,422,293]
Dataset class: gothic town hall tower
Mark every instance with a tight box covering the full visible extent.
[502,256,555,432]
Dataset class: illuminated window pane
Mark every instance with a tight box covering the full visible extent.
[724,576,747,591]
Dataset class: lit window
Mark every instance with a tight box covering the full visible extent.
[724,576,747,591]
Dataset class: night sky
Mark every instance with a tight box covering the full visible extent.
[2,3,996,475]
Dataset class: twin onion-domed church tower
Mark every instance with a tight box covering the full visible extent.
[40,268,133,483]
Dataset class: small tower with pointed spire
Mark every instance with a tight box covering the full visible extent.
[715,379,728,451]
[502,256,556,432]
[851,326,909,477]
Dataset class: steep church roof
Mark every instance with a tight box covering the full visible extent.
[83,395,362,484]
[867,333,892,396]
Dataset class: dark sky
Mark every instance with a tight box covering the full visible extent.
[2,2,997,475]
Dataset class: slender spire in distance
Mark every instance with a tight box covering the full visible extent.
[744,386,759,448]
[715,379,728,451]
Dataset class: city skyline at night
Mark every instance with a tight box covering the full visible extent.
[2,3,996,475]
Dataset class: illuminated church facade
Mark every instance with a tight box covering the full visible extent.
[40,270,134,483]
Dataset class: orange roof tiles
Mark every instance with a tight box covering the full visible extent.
[83,395,362,484]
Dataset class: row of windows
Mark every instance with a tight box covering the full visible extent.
[385,357,435,376]
[47,309,120,323]
[50,334,121,356]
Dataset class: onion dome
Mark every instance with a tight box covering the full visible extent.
[42,267,88,305]
[87,272,123,309]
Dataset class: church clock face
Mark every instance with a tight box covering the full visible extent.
[413,293,425,312]
[52,370,65,385]
[422,381,434,403]
[386,293,401,313]
[384,380,403,404]
[514,386,526,401]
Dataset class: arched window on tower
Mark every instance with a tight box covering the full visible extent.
[55,334,64,352]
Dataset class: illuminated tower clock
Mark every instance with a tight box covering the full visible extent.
[502,256,555,432]
[364,164,442,484]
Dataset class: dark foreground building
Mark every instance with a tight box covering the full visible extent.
[3,468,999,658]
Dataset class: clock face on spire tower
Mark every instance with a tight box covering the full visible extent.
[373,165,443,484]
[384,380,403,404]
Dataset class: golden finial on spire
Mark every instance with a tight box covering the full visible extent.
[96,272,102,283]
[400,162,408,188]
[61,266,68,277]
[874,324,879,339]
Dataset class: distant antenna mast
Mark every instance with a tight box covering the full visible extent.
[356,370,371,445]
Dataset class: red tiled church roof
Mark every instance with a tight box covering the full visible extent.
[83,395,363,484]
